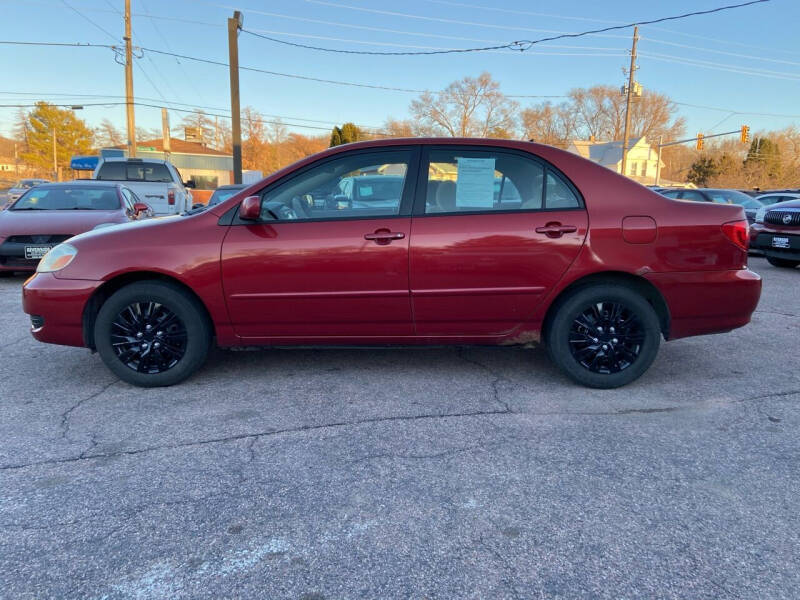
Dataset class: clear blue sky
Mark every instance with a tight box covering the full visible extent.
[1,0,798,141]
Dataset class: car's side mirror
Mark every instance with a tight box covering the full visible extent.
[184,180,196,189]
[239,195,262,221]
[133,202,150,216]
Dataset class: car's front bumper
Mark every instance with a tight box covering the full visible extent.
[645,268,761,340]
[22,273,102,347]
[749,224,800,261]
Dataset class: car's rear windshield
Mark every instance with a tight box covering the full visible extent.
[707,190,762,207]
[353,178,404,202]
[11,186,120,210]
[96,161,172,183]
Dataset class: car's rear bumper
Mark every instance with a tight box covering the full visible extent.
[645,269,761,340]
[22,273,101,347]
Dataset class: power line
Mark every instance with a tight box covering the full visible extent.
[60,0,119,43]
[241,0,770,56]
[242,29,626,56]
[640,51,800,81]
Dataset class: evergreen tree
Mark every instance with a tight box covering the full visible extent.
[329,126,343,147]
[19,102,93,175]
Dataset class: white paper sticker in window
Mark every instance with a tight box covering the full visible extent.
[455,157,495,208]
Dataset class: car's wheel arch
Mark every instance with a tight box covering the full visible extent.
[82,271,215,350]
[542,271,671,343]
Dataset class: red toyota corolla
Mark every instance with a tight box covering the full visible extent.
[22,139,761,388]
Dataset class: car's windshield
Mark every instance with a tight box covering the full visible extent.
[12,186,120,210]
[352,177,403,202]
[209,187,245,206]
[707,190,763,208]
[96,161,172,183]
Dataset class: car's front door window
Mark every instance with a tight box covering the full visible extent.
[257,150,412,221]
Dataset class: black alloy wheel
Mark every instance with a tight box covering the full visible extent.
[546,284,661,389]
[95,281,211,387]
[110,301,187,374]
[568,301,645,374]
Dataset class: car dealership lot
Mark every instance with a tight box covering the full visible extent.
[1,259,798,599]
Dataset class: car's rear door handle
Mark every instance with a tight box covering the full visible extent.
[535,222,577,238]
[364,230,405,245]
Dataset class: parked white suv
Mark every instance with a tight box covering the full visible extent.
[93,158,193,215]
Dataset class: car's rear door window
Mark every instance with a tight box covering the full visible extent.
[421,148,579,214]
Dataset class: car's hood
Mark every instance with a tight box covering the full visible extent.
[768,199,800,210]
[0,209,127,237]
[68,214,181,245]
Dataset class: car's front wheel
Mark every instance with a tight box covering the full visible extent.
[546,284,661,389]
[766,256,800,269]
[94,281,212,387]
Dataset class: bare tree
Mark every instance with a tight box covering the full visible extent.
[383,118,415,138]
[566,85,685,143]
[520,102,577,148]
[409,72,518,138]
[95,118,124,148]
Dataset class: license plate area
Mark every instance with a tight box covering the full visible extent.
[24,246,52,260]
[771,236,790,249]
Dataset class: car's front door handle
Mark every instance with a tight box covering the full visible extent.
[535,222,577,238]
[364,230,405,245]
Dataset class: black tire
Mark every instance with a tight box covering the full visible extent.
[94,281,211,387]
[545,284,661,389]
[766,256,800,269]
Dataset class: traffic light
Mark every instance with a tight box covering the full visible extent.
[696,133,704,150]
[741,125,750,144]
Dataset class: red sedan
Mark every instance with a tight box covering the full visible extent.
[22,139,761,388]
[1,181,151,273]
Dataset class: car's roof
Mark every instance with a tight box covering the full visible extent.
[756,192,800,198]
[215,184,248,190]
[343,174,405,180]
[767,199,800,209]
[100,157,169,165]
[31,181,121,189]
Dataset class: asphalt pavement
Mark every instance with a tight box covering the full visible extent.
[1,258,798,599]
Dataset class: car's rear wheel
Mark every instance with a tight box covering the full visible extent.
[546,284,661,389]
[94,281,211,387]
[766,256,800,269]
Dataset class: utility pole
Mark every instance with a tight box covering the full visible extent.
[52,126,58,181]
[655,134,663,186]
[124,0,137,157]
[161,107,171,159]
[228,10,243,184]
[620,25,639,178]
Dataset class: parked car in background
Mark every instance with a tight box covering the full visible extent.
[750,199,800,268]
[22,138,760,389]
[659,188,765,224]
[93,157,193,215]
[754,192,800,207]
[0,181,151,273]
[6,178,50,205]
[206,184,248,208]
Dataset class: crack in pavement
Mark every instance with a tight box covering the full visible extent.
[59,380,118,443]
[754,310,798,318]
[347,443,493,465]
[0,408,511,472]
[0,335,29,350]
[457,347,513,413]
[3,388,798,473]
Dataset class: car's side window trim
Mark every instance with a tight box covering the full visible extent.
[228,145,421,226]
[412,145,585,217]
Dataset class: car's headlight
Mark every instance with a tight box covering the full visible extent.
[37,243,78,273]
[754,207,767,224]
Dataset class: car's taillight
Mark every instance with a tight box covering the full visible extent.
[722,220,749,251]
[168,190,175,205]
